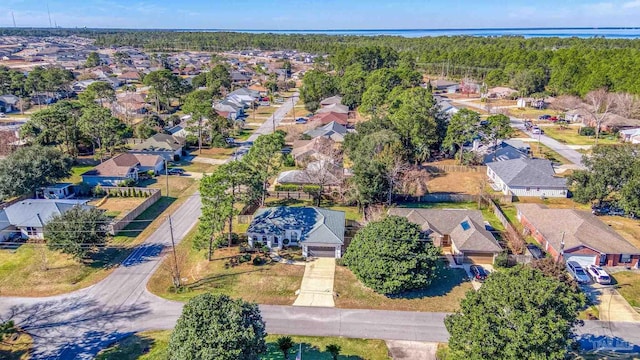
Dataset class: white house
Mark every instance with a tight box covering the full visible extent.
[3,199,92,239]
[486,158,568,198]
[247,207,345,258]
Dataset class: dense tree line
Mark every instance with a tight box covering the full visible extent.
[0,65,74,102]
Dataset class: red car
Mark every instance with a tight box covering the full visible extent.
[549,116,559,122]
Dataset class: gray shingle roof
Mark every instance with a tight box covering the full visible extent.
[487,158,567,189]
[130,134,184,152]
[388,208,502,253]
[0,210,10,231]
[316,103,349,114]
[4,199,91,227]
[248,207,345,245]
[516,204,640,255]
[304,121,348,142]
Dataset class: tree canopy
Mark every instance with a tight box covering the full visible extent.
[45,206,110,259]
[167,293,267,360]
[342,216,440,294]
[0,145,72,199]
[445,266,585,360]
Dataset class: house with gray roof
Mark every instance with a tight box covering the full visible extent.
[128,134,185,161]
[517,204,640,268]
[483,140,530,164]
[304,121,349,143]
[0,210,15,241]
[388,208,502,264]
[0,94,19,113]
[486,158,568,198]
[319,95,343,107]
[3,199,92,239]
[247,207,345,258]
[316,103,349,115]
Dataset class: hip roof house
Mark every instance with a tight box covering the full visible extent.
[486,158,568,198]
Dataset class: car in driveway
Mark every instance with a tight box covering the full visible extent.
[587,265,611,284]
[566,261,591,284]
[470,265,488,282]
[167,168,185,175]
[295,117,307,124]
[538,114,551,120]
[526,244,545,259]
[531,127,545,135]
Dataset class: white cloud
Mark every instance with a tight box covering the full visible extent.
[624,0,640,8]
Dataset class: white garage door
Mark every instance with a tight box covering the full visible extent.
[564,254,596,267]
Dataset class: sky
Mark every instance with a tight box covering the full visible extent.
[1,0,640,29]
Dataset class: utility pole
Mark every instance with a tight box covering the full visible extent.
[168,215,181,288]
[557,231,565,263]
[291,96,295,122]
[165,158,169,197]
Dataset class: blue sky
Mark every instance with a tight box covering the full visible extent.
[1,0,640,29]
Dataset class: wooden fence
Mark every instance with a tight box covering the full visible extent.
[481,195,526,255]
[105,187,162,235]
[425,164,487,173]
[271,191,313,200]
[397,193,512,204]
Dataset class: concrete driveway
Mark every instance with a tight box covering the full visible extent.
[386,341,438,360]
[293,258,336,307]
[584,283,640,322]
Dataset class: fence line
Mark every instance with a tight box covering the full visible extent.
[397,193,512,204]
[481,195,526,255]
[425,164,487,173]
[106,187,162,235]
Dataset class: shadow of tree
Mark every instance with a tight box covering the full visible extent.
[0,296,150,359]
[385,262,468,300]
[576,334,640,354]
[94,333,157,360]
[261,342,364,360]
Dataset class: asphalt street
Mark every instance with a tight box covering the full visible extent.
[0,91,637,358]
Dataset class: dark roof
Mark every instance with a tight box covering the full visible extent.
[130,134,185,152]
[247,207,345,245]
[487,158,567,189]
[83,153,140,177]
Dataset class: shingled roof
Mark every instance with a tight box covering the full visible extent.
[248,207,345,245]
[487,158,567,189]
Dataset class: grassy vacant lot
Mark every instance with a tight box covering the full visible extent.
[148,229,304,304]
[97,331,390,360]
[427,171,486,195]
[0,333,31,360]
[540,126,619,146]
[170,159,218,174]
[334,262,472,312]
[599,216,640,249]
[89,197,146,219]
[612,272,640,309]
[194,147,235,160]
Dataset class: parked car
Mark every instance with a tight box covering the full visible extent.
[470,265,488,282]
[167,168,185,175]
[295,117,307,124]
[526,244,545,259]
[483,221,495,232]
[587,265,612,284]
[531,127,544,135]
[0,112,6,118]
[538,114,551,120]
[566,261,591,284]
[549,116,559,122]
[225,137,235,144]
[524,120,533,129]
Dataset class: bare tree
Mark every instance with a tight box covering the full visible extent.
[613,92,640,119]
[160,245,188,290]
[551,95,582,129]
[303,159,343,205]
[583,89,617,145]
[0,130,17,156]
[398,166,430,200]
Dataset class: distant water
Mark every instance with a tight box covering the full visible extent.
[201,28,640,39]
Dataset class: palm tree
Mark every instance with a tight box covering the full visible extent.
[326,344,341,360]
[277,336,294,360]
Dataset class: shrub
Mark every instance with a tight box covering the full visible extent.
[302,185,321,194]
[238,253,252,263]
[275,184,299,191]
[283,154,295,167]
[253,256,265,266]
[578,126,596,136]
[494,251,510,268]
[93,185,105,197]
[215,232,241,245]
[261,245,270,254]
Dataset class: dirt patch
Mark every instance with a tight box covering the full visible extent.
[428,171,486,195]
[90,197,146,219]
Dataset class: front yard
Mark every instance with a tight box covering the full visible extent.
[96,331,390,360]
[147,229,305,304]
[540,126,620,146]
[611,271,640,309]
[333,262,472,312]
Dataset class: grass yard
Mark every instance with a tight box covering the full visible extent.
[194,147,235,160]
[262,335,390,360]
[540,126,619,146]
[139,175,196,198]
[0,333,32,360]
[507,107,556,119]
[529,142,572,164]
[598,216,640,249]
[96,331,390,360]
[148,229,304,304]
[333,262,472,312]
[611,272,640,309]
[64,165,94,184]
[427,171,486,195]
[96,330,169,360]
[89,197,146,220]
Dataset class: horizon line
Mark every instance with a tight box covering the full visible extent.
[2,26,640,31]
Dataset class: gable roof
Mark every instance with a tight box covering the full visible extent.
[309,111,348,126]
[484,145,529,164]
[0,210,11,231]
[304,121,348,142]
[316,103,349,114]
[130,134,185,152]
[487,158,567,189]
[516,204,640,255]
[229,88,260,99]
[83,153,140,177]
[387,208,502,253]
[320,95,343,106]
[4,199,91,228]
[248,207,345,245]
[0,94,20,105]
[135,154,163,167]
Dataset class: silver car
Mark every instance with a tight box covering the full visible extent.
[566,261,591,284]
[587,265,611,285]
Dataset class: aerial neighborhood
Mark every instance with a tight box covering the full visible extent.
[1,26,640,360]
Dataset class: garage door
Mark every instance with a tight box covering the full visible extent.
[564,254,596,267]
[308,246,336,258]
[464,253,495,265]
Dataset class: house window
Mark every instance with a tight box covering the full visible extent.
[26,227,37,236]
[273,237,279,245]
[526,187,531,191]
[620,254,632,263]
[262,236,268,244]
[291,232,299,242]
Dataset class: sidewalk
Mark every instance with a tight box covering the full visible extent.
[293,258,336,307]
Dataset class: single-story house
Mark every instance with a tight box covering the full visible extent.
[304,121,349,143]
[308,112,348,126]
[436,98,459,117]
[118,71,141,82]
[230,71,251,84]
[3,199,92,239]
[128,134,185,161]
[430,79,459,93]
[247,207,345,258]
[166,125,188,138]
[516,204,640,268]
[319,95,343,107]
[214,100,244,120]
[0,94,20,113]
[486,158,568,198]
[82,153,163,186]
[0,210,15,241]
[620,128,640,144]
[483,140,530,164]
[316,103,349,115]
[388,208,503,264]
[276,160,342,186]
[291,137,337,165]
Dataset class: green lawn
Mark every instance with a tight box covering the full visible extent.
[64,165,94,184]
[541,126,620,146]
[612,272,640,308]
[97,332,390,360]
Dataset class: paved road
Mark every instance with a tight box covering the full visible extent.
[453,99,585,168]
